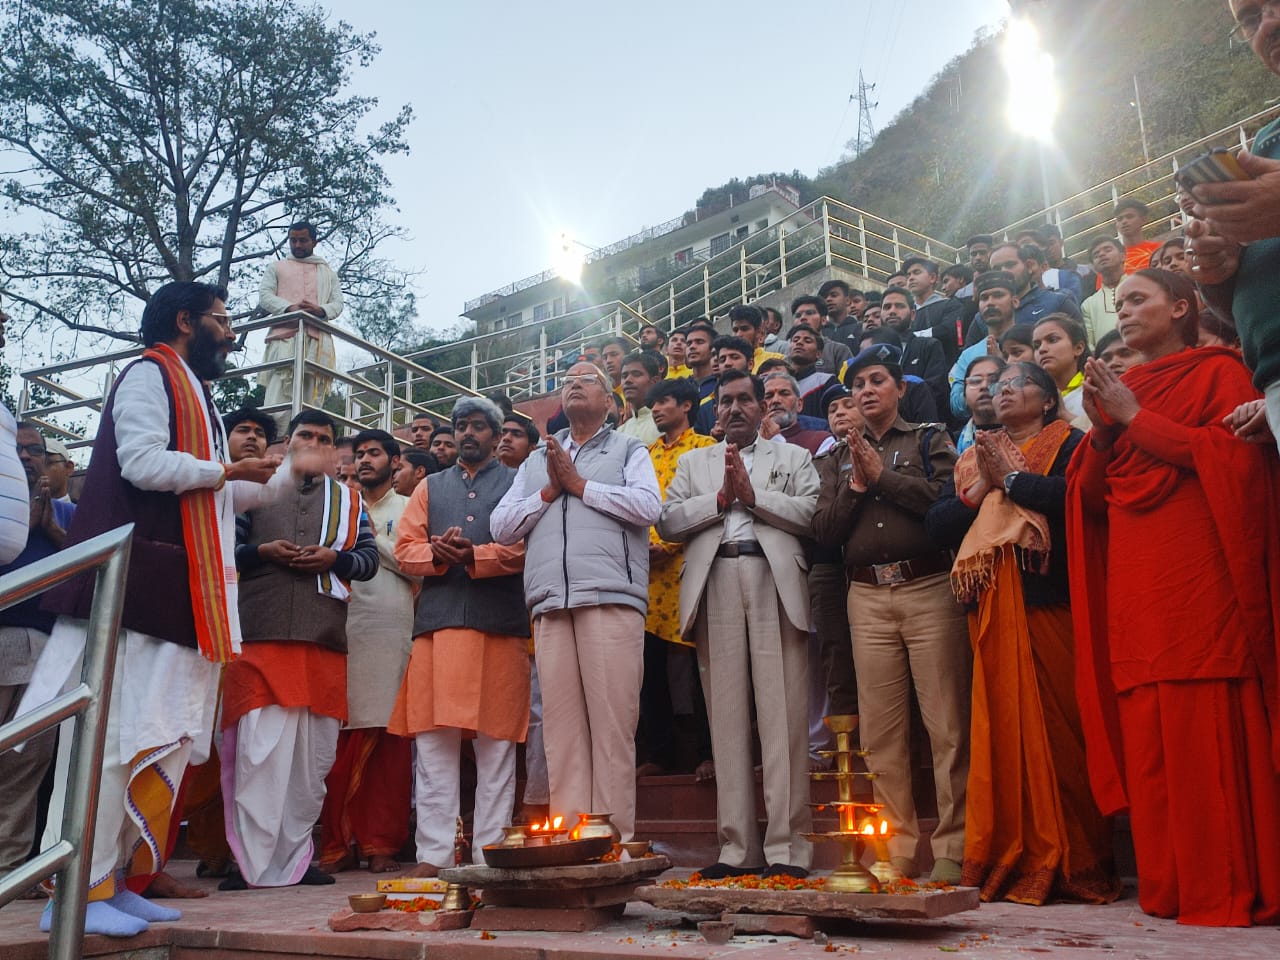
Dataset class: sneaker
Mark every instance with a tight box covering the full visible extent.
[929,857,962,884]
[697,862,758,880]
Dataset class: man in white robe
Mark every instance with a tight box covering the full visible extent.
[20,282,292,938]
[257,221,344,411]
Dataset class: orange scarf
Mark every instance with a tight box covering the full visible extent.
[142,343,237,663]
[950,420,1072,604]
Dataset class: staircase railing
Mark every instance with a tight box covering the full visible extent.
[995,103,1280,260]
[0,525,133,959]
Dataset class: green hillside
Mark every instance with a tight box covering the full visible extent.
[789,1,1270,244]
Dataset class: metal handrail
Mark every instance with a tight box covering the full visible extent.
[995,103,1280,259]
[19,311,485,447]
[0,525,133,958]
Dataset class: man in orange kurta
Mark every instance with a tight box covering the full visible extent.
[387,397,531,876]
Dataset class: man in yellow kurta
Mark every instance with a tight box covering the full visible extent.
[388,397,530,876]
[638,377,717,778]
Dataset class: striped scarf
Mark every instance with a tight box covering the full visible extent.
[317,476,362,601]
[142,343,238,663]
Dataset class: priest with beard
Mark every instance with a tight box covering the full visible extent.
[22,282,292,938]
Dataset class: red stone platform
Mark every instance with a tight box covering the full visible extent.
[2,860,1278,959]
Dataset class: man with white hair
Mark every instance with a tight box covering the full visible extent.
[492,362,661,841]
[388,396,531,875]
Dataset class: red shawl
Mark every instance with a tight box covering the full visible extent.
[1066,347,1280,815]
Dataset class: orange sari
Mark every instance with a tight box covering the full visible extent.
[954,421,1121,904]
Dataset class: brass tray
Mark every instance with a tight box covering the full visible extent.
[481,836,612,868]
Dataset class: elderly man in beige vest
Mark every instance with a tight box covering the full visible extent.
[492,362,661,841]
[257,221,343,411]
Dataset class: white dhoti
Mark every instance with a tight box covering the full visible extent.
[260,332,338,411]
[19,616,221,895]
[222,705,339,886]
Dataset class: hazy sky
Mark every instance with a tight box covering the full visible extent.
[326,0,1010,334]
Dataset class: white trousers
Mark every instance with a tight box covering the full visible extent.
[413,728,515,867]
[223,705,338,886]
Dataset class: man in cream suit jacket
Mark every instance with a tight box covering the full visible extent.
[658,369,820,880]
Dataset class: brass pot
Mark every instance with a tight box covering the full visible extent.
[573,812,622,843]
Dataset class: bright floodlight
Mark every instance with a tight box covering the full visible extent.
[552,232,585,286]
[1002,18,1058,143]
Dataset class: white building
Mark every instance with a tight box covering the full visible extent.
[463,184,802,335]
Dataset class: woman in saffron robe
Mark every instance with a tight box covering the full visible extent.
[1069,269,1280,926]
[926,361,1120,905]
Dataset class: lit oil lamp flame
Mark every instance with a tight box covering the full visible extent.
[880,819,889,836]
[861,822,876,836]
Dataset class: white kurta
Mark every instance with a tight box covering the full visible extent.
[344,487,415,729]
[21,359,291,763]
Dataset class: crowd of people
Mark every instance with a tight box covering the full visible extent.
[2,2,1280,937]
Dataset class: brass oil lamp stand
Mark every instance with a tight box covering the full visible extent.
[803,714,899,893]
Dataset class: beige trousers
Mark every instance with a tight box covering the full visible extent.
[696,556,811,869]
[848,573,971,864]
[533,605,643,841]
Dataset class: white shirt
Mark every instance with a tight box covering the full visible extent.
[721,439,757,543]
[490,425,661,544]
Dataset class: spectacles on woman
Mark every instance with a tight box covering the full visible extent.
[989,375,1041,397]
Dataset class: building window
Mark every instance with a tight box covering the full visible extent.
[674,247,694,266]
[506,311,522,329]
[709,233,731,257]
[533,303,550,323]
[552,297,564,317]
[735,225,749,240]
[755,218,769,231]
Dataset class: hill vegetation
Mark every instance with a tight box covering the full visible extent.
[703,1,1272,247]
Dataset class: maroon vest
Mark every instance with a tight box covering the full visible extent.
[43,358,202,649]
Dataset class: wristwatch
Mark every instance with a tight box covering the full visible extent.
[1002,471,1020,495]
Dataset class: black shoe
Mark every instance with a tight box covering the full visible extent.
[298,865,336,886]
[697,862,759,880]
[217,869,247,891]
[764,863,809,879]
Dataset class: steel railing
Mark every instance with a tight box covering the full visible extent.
[19,312,484,449]
[995,103,1280,261]
[0,525,133,958]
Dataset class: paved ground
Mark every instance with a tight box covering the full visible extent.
[2,861,1278,958]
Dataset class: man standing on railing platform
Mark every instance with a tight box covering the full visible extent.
[257,221,344,413]
[21,281,292,938]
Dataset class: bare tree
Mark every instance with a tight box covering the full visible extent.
[0,0,416,342]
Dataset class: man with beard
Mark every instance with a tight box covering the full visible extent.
[760,372,832,456]
[24,282,290,937]
[387,398,529,874]
[221,410,379,892]
[658,369,820,879]
[257,221,344,411]
[318,430,415,875]
[879,289,950,418]
[946,272,1024,416]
